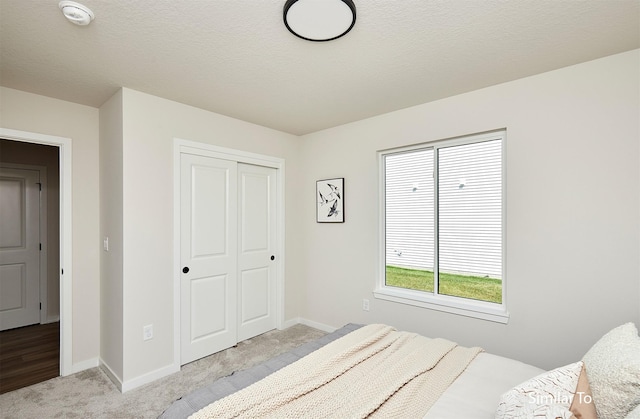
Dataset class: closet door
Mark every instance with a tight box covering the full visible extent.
[237,164,277,341]
[180,154,237,365]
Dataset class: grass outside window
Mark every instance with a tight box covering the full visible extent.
[385,265,502,304]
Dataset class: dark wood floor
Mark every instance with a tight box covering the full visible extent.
[0,322,60,394]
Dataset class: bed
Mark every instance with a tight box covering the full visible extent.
[160,322,640,419]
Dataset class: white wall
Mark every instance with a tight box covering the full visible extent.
[0,87,101,367]
[2,48,637,385]
[99,90,124,381]
[298,50,640,370]
[115,88,300,385]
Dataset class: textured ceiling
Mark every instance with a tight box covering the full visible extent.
[1,0,638,135]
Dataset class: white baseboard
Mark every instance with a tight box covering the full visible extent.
[120,362,180,393]
[99,359,180,393]
[281,317,337,333]
[298,318,337,333]
[99,359,123,392]
[68,357,99,375]
[280,317,300,329]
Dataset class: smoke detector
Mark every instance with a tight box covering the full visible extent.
[59,1,94,26]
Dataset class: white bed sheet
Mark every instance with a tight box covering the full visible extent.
[424,352,545,419]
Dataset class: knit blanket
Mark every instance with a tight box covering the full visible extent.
[190,324,482,419]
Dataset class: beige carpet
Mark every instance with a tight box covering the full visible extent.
[0,324,325,418]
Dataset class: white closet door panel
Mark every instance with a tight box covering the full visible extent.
[190,274,227,340]
[191,165,228,258]
[237,164,276,341]
[180,154,237,365]
[240,175,269,252]
[240,267,269,323]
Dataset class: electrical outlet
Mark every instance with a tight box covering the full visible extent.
[143,324,153,341]
[362,299,370,311]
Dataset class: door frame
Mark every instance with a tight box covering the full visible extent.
[172,138,285,369]
[0,128,73,376]
[0,163,48,325]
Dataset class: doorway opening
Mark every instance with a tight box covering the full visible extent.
[0,128,73,389]
[0,140,60,393]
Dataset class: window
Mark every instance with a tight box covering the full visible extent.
[375,130,507,323]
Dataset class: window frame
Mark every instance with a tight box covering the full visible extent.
[375,130,509,323]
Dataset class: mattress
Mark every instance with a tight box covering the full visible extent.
[160,323,543,418]
[424,352,544,418]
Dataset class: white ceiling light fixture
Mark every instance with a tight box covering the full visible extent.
[59,1,95,26]
[283,0,356,42]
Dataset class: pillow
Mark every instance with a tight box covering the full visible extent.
[496,361,583,419]
[568,363,597,419]
[582,322,640,419]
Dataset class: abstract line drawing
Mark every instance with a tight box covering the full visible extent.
[316,178,344,223]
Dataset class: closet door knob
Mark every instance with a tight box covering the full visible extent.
[270,255,275,261]
[182,267,190,274]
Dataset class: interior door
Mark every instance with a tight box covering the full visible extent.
[0,167,40,331]
[237,163,277,341]
[180,154,238,365]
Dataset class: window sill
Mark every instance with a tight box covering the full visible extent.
[373,286,509,324]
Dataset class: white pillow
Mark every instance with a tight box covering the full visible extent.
[582,322,640,419]
[495,361,582,419]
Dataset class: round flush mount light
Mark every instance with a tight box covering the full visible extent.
[283,0,356,42]
[59,1,95,26]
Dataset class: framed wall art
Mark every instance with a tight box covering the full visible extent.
[316,178,344,223]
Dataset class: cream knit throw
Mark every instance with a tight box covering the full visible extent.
[190,324,482,419]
